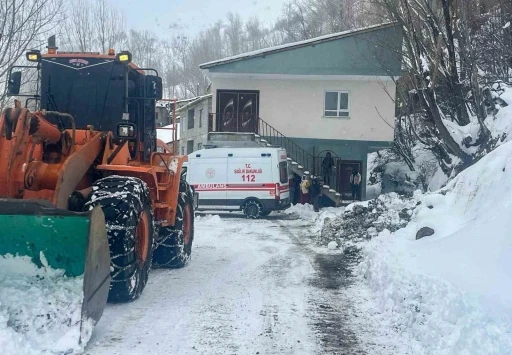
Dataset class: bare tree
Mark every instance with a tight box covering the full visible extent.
[59,0,127,53]
[225,12,245,55]
[128,29,159,68]
[0,0,65,107]
[60,0,94,52]
[94,0,128,53]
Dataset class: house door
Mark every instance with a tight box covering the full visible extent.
[217,90,259,133]
[337,160,362,200]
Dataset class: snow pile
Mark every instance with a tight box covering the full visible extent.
[283,204,345,237]
[359,140,512,354]
[366,147,441,198]
[0,254,90,355]
[320,193,418,251]
[282,203,318,221]
[488,84,512,146]
[194,214,223,225]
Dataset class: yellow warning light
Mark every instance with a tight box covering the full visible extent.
[116,51,132,64]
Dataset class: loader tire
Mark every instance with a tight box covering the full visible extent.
[85,176,155,303]
[152,179,194,268]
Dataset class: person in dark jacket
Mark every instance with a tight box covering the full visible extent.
[350,168,362,201]
[322,152,334,185]
[310,176,322,212]
[292,173,301,205]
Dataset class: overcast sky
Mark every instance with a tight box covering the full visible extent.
[109,0,289,37]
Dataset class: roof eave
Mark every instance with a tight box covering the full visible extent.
[199,22,398,70]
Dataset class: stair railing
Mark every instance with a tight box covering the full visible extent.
[257,118,315,174]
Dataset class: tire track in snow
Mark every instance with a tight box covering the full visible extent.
[275,220,366,354]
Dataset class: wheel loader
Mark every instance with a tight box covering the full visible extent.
[0,37,196,348]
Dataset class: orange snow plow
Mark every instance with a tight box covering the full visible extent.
[0,36,195,350]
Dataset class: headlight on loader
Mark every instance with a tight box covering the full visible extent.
[117,124,136,138]
[26,50,42,62]
[116,51,132,64]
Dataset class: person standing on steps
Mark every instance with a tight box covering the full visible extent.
[350,168,362,202]
[300,175,310,204]
[321,152,334,185]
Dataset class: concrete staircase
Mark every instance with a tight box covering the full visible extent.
[285,157,342,206]
[206,132,342,206]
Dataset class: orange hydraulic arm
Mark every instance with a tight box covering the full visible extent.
[0,108,104,208]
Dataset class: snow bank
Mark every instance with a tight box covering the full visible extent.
[360,140,512,354]
[283,203,317,220]
[194,214,223,225]
[489,85,512,146]
[283,204,345,237]
[0,254,89,355]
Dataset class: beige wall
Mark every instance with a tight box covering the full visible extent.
[211,75,395,142]
[179,97,211,154]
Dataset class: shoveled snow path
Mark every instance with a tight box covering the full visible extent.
[85,214,318,354]
[84,211,401,355]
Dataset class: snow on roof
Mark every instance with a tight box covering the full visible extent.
[176,94,212,113]
[156,95,208,108]
[156,123,180,143]
[200,22,397,69]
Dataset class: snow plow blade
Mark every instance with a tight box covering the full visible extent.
[0,199,111,344]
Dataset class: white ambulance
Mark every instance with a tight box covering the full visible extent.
[182,147,291,218]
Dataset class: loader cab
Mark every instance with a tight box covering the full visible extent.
[6,45,163,162]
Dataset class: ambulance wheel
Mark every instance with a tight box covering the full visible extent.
[242,199,263,219]
[85,176,155,303]
[152,179,195,268]
[261,210,272,217]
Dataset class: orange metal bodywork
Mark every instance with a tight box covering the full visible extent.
[0,108,185,227]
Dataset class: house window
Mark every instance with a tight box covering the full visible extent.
[324,91,350,117]
[188,109,194,129]
[197,142,202,150]
[187,140,194,154]
[199,109,203,128]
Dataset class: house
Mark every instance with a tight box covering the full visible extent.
[199,23,403,201]
[155,102,172,127]
[177,94,212,155]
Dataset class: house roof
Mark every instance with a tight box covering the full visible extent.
[175,94,212,113]
[200,22,399,70]
[156,96,207,108]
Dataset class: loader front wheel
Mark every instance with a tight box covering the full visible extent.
[152,179,194,268]
[85,176,155,303]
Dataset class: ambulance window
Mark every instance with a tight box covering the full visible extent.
[279,161,288,183]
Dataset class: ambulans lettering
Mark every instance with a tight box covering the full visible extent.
[197,183,226,189]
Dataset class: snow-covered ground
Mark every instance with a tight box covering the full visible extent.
[356,140,512,354]
[86,212,320,354]
[0,255,91,355]
[81,209,406,355]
